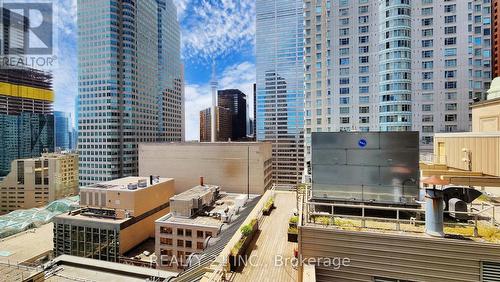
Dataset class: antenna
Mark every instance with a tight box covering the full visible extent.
[210,59,218,142]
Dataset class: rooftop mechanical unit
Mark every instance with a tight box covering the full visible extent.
[311,132,420,206]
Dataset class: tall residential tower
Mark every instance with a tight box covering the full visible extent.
[256,0,304,185]
[303,0,493,167]
[77,0,183,186]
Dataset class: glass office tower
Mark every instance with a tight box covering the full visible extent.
[77,0,183,186]
[54,111,71,150]
[256,0,304,185]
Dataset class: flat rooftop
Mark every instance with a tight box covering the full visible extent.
[158,193,258,229]
[171,184,219,201]
[55,210,130,224]
[0,222,53,264]
[0,263,42,282]
[44,255,178,282]
[303,201,500,244]
[81,176,173,192]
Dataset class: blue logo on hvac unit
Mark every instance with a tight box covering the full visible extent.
[358,138,367,148]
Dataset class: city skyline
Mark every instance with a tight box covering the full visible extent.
[51,0,256,141]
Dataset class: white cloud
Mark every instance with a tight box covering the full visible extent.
[184,61,255,141]
[180,0,255,61]
[172,0,189,20]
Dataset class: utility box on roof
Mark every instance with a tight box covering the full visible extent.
[311,132,420,205]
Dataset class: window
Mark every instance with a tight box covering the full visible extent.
[197,230,204,238]
[445,114,457,122]
[422,40,433,48]
[177,228,184,236]
[185,240,192,248]
[185,229,192,237]
[160,227,172,234]
[160,238,173,245]
[177,240,184,247]
[205,231,213,238]
[197,242,204,250]
[444,15,456,24]
[422,18,433,26]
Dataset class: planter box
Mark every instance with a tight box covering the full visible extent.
[288,232,298,242]
[262,203,275,216]
[229,221,259,271]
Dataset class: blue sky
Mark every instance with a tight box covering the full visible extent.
[53,0,256,141]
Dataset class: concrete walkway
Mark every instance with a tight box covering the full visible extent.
[230,191,298,282]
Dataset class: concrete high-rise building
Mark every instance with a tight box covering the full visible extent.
[54,111,71,150]
[139,142,273,194]
[0,68,54,178]
[0,153,78,214]
[303,0,493,166]
[218,89,247,141]
[256,0,304,185]
[77,0,183,186]
[494,0,500,78]
[199,107,232,142]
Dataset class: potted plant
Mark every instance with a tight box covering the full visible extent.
[289,216,298,228]
[262,198,275,216]
[287,226,298,242]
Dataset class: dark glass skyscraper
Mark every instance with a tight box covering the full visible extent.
[217,89,247,141]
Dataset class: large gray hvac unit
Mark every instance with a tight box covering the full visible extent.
[311,132,420,205]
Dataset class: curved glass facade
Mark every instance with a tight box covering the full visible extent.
[379,0,412,131]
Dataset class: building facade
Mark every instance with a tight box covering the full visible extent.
[199,107,232,142]
[54,111,72,151]
[217,89,247,141]
[0,153,78,214]
[494,0,500,78]
[256,0,305,185]
[0,68,54,178]
[77,0,183,186]
[139,142,273,194]
[53,177,175,262]
[303,0,493,166]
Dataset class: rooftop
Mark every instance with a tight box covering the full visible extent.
[0,222,53,264]
[171,184,219,201]
[158,193,253,229]
[81,176,172,192]
[44,255,178,282]
[55,209,130,224]
[302,200,500,244]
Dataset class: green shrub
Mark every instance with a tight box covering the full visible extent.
[289,216,298,224]
[264,198,274,210]
[241,224,253,237]
[288,226,298,234]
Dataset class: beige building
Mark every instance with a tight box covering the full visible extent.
[299,224,500,282]
[53,177,175,262]
[433,87,500,178]
[0,153,78,214]
[139,142,273,194]
[155,184,250,270]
